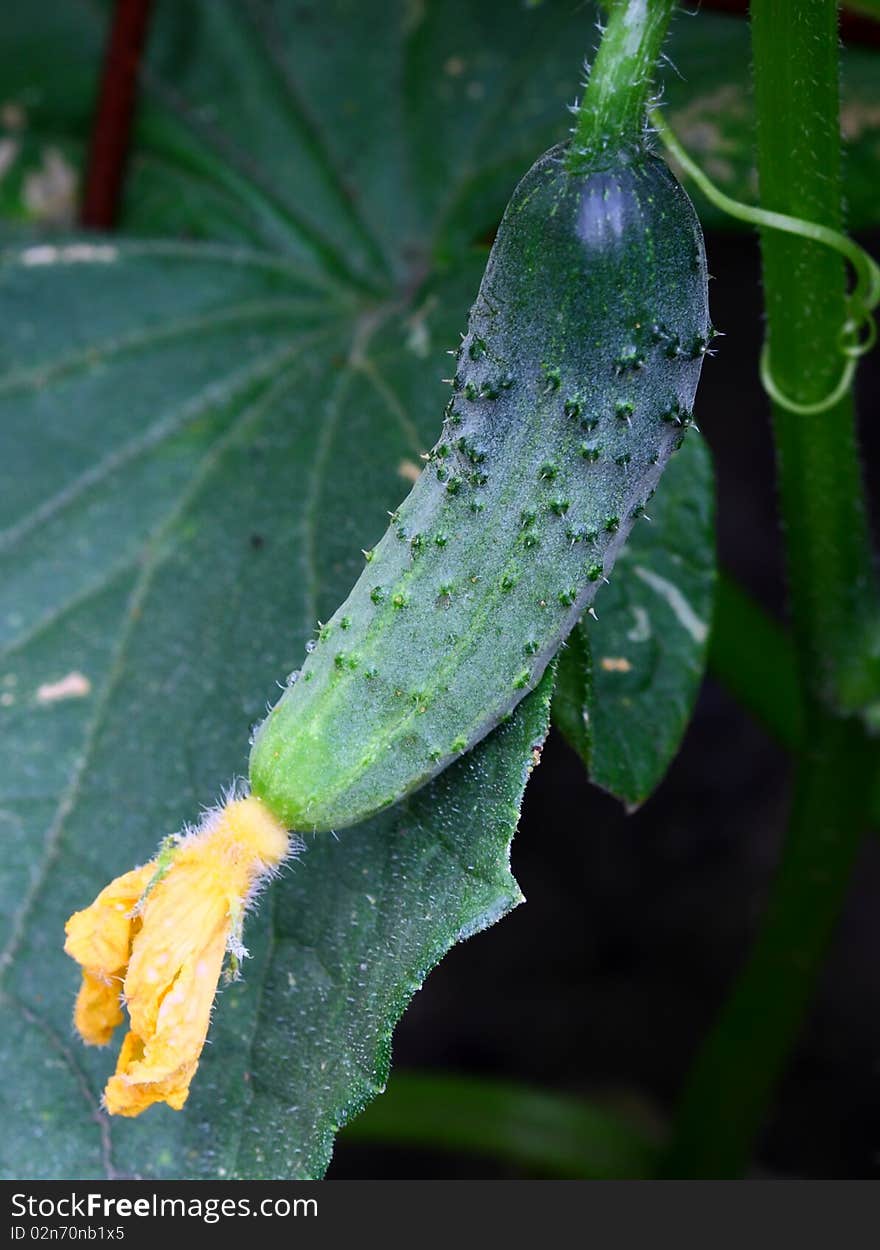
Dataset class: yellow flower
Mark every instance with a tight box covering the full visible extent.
[64,795,289,1117]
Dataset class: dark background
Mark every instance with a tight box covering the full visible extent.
[330,228,880,1180]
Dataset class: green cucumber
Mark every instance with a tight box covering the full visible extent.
[250,142,709,831]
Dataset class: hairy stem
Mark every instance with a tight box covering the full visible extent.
[663,0,877,1177]
[568,0,677,169]
[753,2,880,711]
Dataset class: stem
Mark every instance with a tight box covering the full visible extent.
[708,571,803,749]
[663,0,877,1177]
[708,576,880,831]
[662,715,872,1176]
[568,0,677,169]
[342,1072,660,1179]
[753,2,880,711]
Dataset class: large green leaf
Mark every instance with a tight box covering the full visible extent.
[554,435,716,807]
[0,0,715,1181]
[0,233,553,1179]
[0,0,578,1182]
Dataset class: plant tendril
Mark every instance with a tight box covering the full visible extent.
[648,107,879,415]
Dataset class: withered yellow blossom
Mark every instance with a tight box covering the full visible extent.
[64,795,289,1117]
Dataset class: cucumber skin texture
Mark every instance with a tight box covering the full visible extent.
[250,143,709,832]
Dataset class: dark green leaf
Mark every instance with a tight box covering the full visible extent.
[554,435,716,807]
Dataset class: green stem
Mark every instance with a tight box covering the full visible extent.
[568,0,677,170]
[662,715,872,1177]
[752,2,880,711]
[709,571,803,749]
[663,0,877,1177]
[708,574,880,833]
[341,1071,660,1178]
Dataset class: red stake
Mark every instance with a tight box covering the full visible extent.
[79,0,155,230]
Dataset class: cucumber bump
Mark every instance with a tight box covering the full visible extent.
[250,142,709,832]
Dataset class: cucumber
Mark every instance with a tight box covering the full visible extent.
[250,142,709,832]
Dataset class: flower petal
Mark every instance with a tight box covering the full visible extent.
[64,864,154,978]
[73,971,124,1046]
[103,1032,198,1116]
[65,795,290,1115]
[123,857,231,1044]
